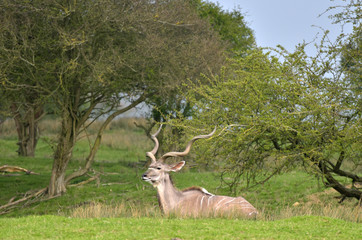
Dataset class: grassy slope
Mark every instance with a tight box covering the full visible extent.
[0,147,323,217]
[1,138,357,219]
[0,215,361,240]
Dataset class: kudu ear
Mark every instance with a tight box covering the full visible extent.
[170,161,185,172]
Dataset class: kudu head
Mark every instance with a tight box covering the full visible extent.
[142,125,216,187]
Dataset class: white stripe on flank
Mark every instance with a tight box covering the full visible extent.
[214,197,227,209]
[200,196,206,209]
[215,198,236,210]
[207,195,214,206]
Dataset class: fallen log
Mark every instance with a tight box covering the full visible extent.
[0,165,39,175]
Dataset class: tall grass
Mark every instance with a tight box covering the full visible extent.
[70,201,162,218]
[0,119,18,138]
[68,200,361,222]
[0,117,151,160]
[0,117,148,138]
[68,185,361,222]
[259,203,361,222]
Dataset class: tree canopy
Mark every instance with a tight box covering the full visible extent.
[192,0,255,53]
[0,0,226,196]
[175,3,361,200]
[147,0,256,124]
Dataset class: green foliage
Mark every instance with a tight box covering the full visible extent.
[0,0,228,196]
[146,0,256,124]
[327,0,361,25]
[0,0,226,133]
[340,24,361,102]
[176,44,361,197]
[167,2,361,199]
[192,0,256,53]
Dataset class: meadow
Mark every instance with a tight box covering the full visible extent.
[0,118,361,239]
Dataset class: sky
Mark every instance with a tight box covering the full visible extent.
[208,0,353,55]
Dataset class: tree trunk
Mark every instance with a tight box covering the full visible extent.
[48,110,77,197]
[65,94,147,184]
[48,163,67,196]
[11,104,44,157]
[318,160,361,201]
[48,94,146,197]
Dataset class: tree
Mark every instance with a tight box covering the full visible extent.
[177,40,360,200]
[144,0,256,154]
[171,0,361,202]
[0,0,52,156]
[0,0,225,197]
[148,0,256,117]
[10,100,44,157]
[192,0,255,53]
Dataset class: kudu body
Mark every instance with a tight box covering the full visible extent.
[142,126,257,218]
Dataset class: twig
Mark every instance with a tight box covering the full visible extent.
[134,121,156,138]
[7,196,16,204]
[101,182,132,186]
[68,174,100,187]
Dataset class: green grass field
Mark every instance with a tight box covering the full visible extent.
[0,118,361,239]
[0,215,360,240]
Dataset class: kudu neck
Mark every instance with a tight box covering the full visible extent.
[156,173,182,214]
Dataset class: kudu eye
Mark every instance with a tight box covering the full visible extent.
[156,167,162,170]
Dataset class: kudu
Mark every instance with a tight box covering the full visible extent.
[142,125,257,218]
